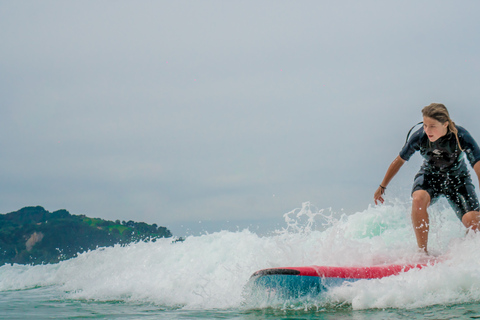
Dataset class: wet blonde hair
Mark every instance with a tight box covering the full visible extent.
[422,103,462,151]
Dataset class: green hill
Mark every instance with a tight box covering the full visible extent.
[0,206,172,265]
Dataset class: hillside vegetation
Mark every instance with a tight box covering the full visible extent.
[0,206,172,265]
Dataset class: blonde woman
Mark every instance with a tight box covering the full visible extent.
[374,103,480,253]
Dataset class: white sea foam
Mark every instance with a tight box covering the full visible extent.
[0,200,477,310]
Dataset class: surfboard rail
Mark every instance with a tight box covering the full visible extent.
[247,264,431,299]
[252,264,427,279]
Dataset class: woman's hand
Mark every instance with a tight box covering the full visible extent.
[374,156,405,205]
[374,186,385,205]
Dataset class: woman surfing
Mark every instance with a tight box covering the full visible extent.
[374,103,480,253]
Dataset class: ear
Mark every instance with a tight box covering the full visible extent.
[444,121,449,129]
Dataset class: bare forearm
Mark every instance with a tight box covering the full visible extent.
[374,155,405,205]
[381,155,405,187]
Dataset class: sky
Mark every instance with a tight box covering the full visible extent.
[2,1,480,236]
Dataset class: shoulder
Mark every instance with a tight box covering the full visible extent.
[456,125,480,166]
[456,124,480,153]
[456,125,477,143]
[399,126,426,161]
[409,127,426,144]
[457,125,472,137]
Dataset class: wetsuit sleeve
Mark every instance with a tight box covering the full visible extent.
[458,126,480,167]
[399,127,423,161]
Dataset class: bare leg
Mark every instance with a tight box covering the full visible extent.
[462,211,480,231]
[411,190,431,253]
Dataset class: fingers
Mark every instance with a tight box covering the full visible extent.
[374,189,384,205]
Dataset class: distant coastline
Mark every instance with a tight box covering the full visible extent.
[0,206,173,265]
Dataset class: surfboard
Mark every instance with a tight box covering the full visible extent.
[247,264,430,299]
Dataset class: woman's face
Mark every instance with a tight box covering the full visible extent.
[423,116,448,142]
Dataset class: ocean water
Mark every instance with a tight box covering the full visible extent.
[2,201,480,319]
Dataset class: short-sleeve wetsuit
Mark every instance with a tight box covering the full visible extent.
[399,125,480,220]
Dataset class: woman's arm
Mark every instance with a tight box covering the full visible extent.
[374,155,406,205]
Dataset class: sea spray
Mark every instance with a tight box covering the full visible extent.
[0,200,476,310]
[326,235,480,310]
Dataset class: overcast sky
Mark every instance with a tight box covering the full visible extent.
[2,1,480,236]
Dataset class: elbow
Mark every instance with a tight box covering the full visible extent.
[395,155,406,165]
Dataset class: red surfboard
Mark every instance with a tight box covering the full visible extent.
[252,264,428,279]
[247,264,431,298]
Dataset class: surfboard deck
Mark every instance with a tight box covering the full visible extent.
[247,264,431,299]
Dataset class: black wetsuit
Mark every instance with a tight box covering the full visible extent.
[399,125,480,219]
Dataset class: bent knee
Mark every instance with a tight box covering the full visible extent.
[462,211,480,230]
[412,190,430,209]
